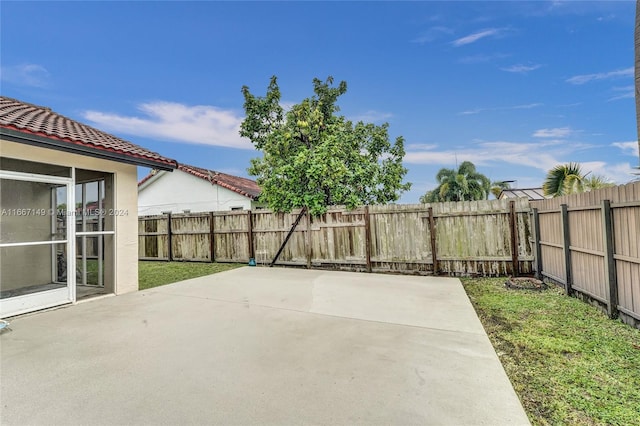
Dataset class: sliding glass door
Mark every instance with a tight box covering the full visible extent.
[0,169,75,317]
[75,178,114,299]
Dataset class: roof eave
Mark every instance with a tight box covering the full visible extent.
[178,165,261,200]
[138,170,168,191]
[0,127,178,171]
[211,179,255,199]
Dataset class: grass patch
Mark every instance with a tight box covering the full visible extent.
[461,277,640,426]
[139,261,244,290]
[83,259,101,285]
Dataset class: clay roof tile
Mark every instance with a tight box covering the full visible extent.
[0,96,177,169]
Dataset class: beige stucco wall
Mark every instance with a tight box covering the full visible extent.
[0,138,140,295]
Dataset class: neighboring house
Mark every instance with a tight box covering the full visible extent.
[0,96,177,318]
[138,163,262,215]
[499,188,548,201]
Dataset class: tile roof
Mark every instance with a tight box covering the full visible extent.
[499,188,548,200]
[0,96,177,170]
[139,163,262,200]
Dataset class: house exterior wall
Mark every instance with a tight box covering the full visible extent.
[138,170,253,215]
[0,139,140,295]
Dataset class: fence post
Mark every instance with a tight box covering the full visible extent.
[532,208,543,280]
[602,200,618,319]
[364,206,372,273]
[306,208,312,269]
[561,204,572,295]
[247,210,254,263]
[509,200,520,277]
[209,212,215,263]
[428,207,438,274]
[166,212,173,262]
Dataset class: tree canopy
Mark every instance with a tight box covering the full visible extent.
[240,76,411,215]
[419,161,491,203]
[543,163,614,197]
[490,181,512,199]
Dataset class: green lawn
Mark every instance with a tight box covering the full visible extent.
[138,261,244,290]
[462,277,640,426]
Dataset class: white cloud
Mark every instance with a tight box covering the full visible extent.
[404,140,562,172]
[511,103,544,110]
[458,103,543,115]
[612,141,640,157]
[1,63,50,88]
[452,28,505,46]
[566,67,633,85]
[608,85,634,102]
[459,109,483,116]
[458,53,510,64]
[406,143,438,150]
[532,127,574,138]
[501,64,542,73]
[412,26,454,44]
[581,161,638,184]
[597,14,616,22]
[556,102,582,108]
[515,1,630,19]
[405,140,634,184]
[350,110,393,123]
[83,101,252,149]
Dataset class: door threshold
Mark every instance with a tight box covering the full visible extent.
[74,293,114,304]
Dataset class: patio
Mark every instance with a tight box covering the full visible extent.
[0,267,529,425]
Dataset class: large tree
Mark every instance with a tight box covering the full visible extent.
[419,161,491,203]
[240,76,411,215]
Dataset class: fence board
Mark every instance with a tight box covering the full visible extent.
[139,199,534,276]
[138,215,169,259]
[568,208,605,299]
[215,212,251,262]
[171,214,211,261]
[533,181,640,326]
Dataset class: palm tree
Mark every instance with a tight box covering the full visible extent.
[420,161,491,203]
[543,163,615,197]
[490,181,511,199]
[583,174,615,191]
[543,163,585,197]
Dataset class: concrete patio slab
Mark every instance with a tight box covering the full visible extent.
[0,267,529,425]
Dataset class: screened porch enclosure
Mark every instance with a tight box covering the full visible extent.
[0,178,68,298]
[0,157,115,317]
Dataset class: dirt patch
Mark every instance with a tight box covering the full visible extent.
[505,277,547,291]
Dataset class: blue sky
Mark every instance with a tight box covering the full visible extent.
[2,1,639,203]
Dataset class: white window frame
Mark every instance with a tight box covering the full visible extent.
[0,168,76,318]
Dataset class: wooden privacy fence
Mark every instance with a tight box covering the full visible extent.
[139,198,533,276]
[531,181,640,327]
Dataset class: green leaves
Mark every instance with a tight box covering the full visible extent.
[241,76,411,215]
[420,161,491,203]
[542,163,615,197]
[490,181,511,199]
[543,162,584,197]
